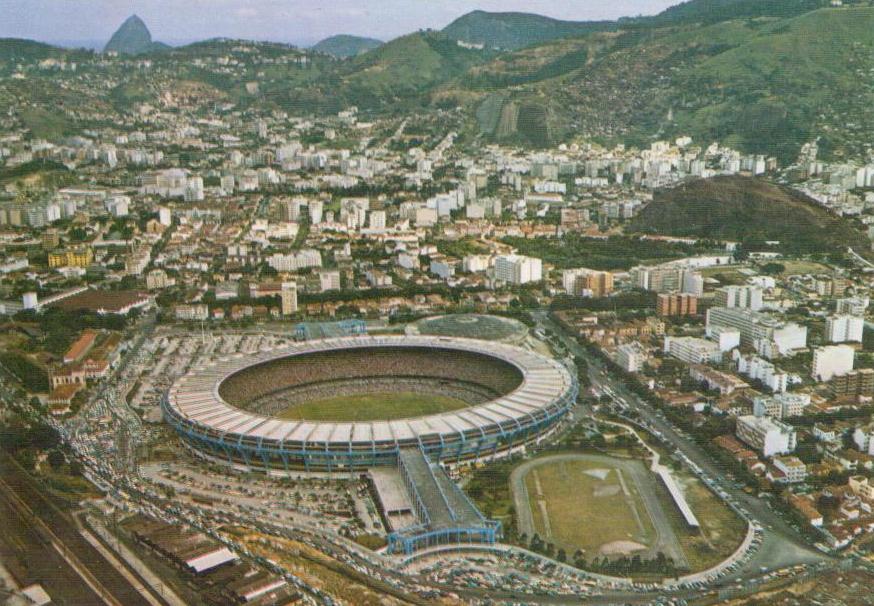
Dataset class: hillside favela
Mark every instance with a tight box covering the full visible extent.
[5,1,874,605]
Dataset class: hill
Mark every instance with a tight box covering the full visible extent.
[263,31,493,114]
[628,176,870,255]
[0,38,65,61]
[312,35,382,58]
[648,0,827,25]
[104,15,168,55]
[438,6,874,161]
[442,10,613,50]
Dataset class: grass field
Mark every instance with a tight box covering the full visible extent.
[775,260,831,276]
[275,392,469,422]
[669,472,748,571]
[524,458,655,557]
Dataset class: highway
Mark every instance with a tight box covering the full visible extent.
[533,310,834,579]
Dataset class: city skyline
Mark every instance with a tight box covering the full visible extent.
[2,0,679,47]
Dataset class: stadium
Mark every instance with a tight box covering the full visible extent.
[162,335,576,472]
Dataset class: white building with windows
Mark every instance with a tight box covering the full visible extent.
[616,343,648,372]
[826,314,863,343]
[733,351,790,392]
[714,285,764,311]
[494,254,542,285]
[752,393,810,420]
[706,307,806,358]
[663,336,722,365]
[772,456,807,484]
[836,296,869,316]
[811,345,855,382]
[736,415,797,457]
[853,424,874,455]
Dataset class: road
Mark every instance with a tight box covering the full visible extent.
[534,310,833,578]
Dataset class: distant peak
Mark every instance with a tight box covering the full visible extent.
[104,14,159,55]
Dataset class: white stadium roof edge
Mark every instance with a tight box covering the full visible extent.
[166,335,574,446]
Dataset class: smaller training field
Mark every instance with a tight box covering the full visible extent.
[408,314,528,343]
[275,392,469,422]
[511,453,691,563]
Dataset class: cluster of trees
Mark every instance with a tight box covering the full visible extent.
[0,413,78,474]
[521,532,678,576]
[503,235,708,271]
[0,352,48,392]
[584,551,678,576]
[15,307,128,356]
[550,291,656,312]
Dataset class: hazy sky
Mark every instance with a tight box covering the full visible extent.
[0,0,680,47]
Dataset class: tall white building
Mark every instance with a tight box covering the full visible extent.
[369,210,386,230]
[494,255,542,285]
[318,270,341,292]
[308,200,324,224]
[663,336,723,365]
[158,206,172,226]
[706,307,806,358]
[836,296,869,316]
[462,254,491,273]
[715,285,764,311]
[280,282,298,316]
[736,415,797,457]
[616,343,647,372]
[826,314,864,343]
[267,249,322,272]
[752,393,810,420]
[853,423,874,455]
[811,345,855,382]
[733,351,789,393]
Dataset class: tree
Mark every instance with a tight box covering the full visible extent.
[47,449,65,470]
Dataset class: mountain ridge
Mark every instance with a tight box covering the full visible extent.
[312,34,382,58]
[442,10,615,50]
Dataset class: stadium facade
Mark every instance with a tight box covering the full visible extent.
[162,335,577,472]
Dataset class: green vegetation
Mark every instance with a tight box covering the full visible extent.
[19,107,76,140]
[503,234,701,271]
[442,10,615,51]
[465,457,519,534]
[311,35,382,58]
[629,175,870,255]
[275,392,469,422]
[0,352,49,392]
[522,457,655,559]
[352,533,387,550]
[0,159,69,184]
[15,307,128,356]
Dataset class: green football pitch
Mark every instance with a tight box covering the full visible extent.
[275,391,469,422]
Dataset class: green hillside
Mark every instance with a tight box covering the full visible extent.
[628,175,870,255]
[440,6,874,161]
[442,10,614,50]
[312,35,382,58]
[649,0,827,25]
[672,7,874,160]
[0,39,65,61]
